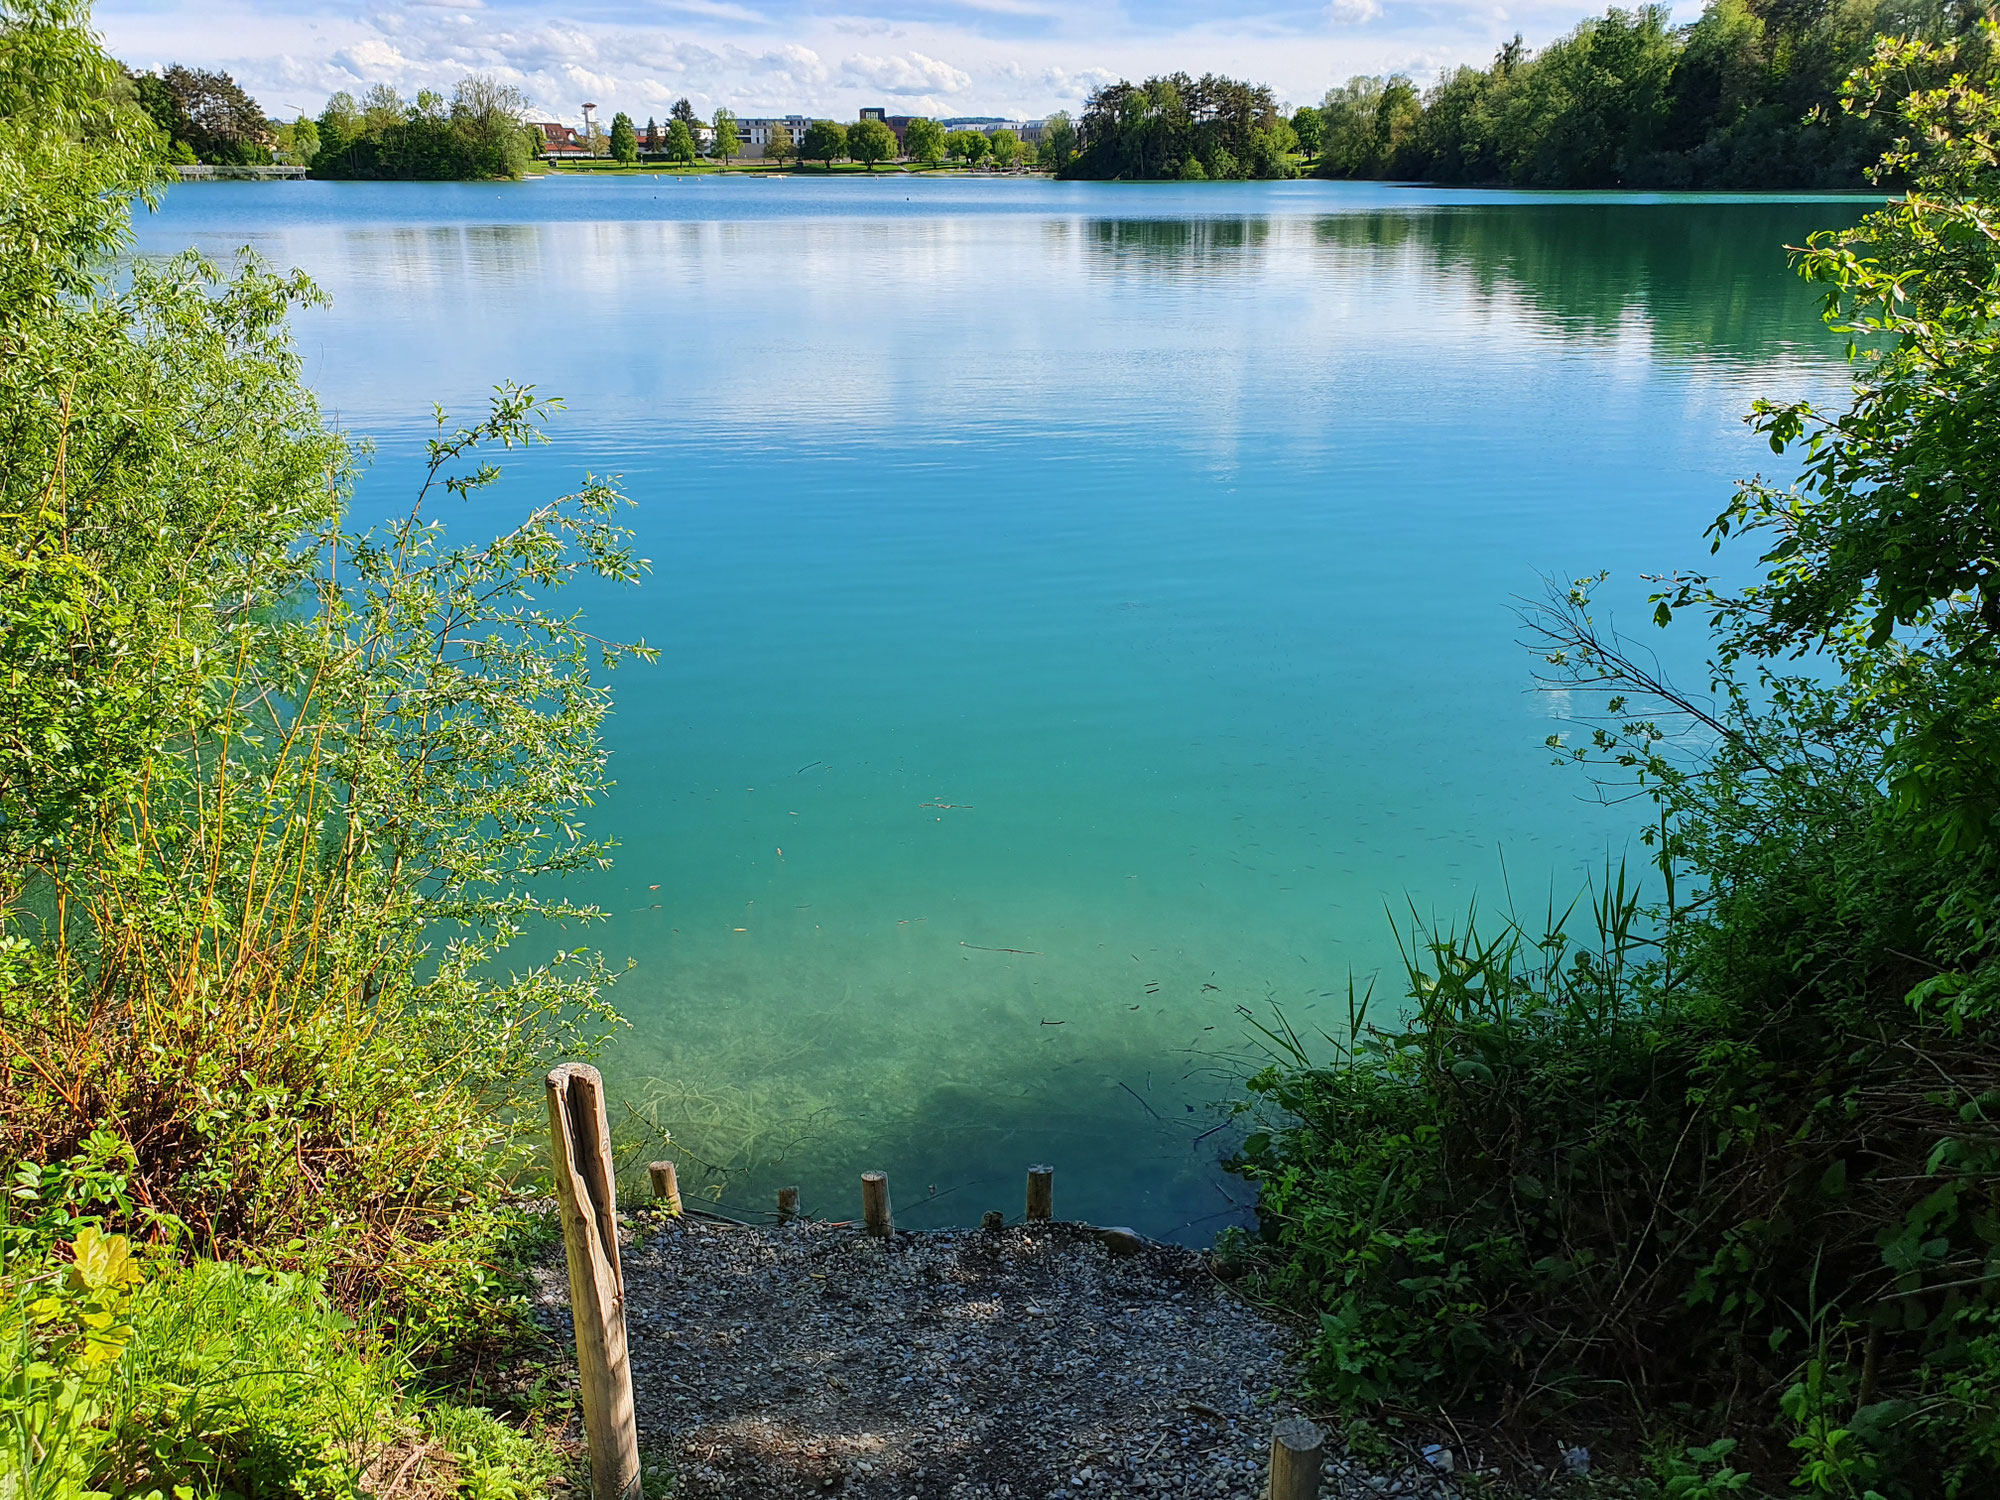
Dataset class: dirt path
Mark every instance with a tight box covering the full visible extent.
[535,1213,1458,1499]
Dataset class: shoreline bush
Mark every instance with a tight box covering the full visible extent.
[1227,24,2000,1496]
[2,0,647,1491]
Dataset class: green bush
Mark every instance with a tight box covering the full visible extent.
[3,1247,562,1500]
[2,4,632,1492]
[1227,25,2000,1496]
[2,1126,566,1499]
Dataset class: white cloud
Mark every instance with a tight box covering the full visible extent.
[839,50,971,96]
[755,43,828,84]
[1039,64,1114,99]
[98,0,1583,128]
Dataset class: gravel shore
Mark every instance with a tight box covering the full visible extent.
[535,1213,1469,1499]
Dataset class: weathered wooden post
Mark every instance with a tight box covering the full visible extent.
[648,1159,681,1215]
[1267,1416,1325,1500]
[861,1171,893,1236]
[1026,1164,1054,1222]
[777,1185,799,1224]
[547,1063,642,1500]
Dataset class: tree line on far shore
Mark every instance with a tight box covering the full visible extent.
[1066,0,1980,186]
[131,59,1073,180]
[137,0,1964,188]
[1310,0,1971,188]
[128,61,544,179]
[580,105,1064,172]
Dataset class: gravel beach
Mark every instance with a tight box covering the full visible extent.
[534,1212,1469,1499]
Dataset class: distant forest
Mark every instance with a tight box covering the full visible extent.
[1065,0,1981,187]
[125,61,540,180]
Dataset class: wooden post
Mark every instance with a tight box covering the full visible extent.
[648,1160,681,1215]
[777,1185,799,1223]
[1267,1416,1324,1500]
[1026,1164,1054,1222]
[546,1063,642,1500]
[861,1171,893,1236]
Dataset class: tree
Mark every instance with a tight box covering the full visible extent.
[2,0,647,1324]
[664,116,696,165]
[360,82,404,136]
[1292,103,1322,158]
[132,63,269,164]
[903,115,945,167]
[1038,110,1077,170]
[645,116,659,155]
[450,73,531,177]
[949,128,988,167]
[987,126,1021,169]
[1069,72,1276,179]
[671,97,698,134]
[712,107,740,165]
[800,118,846,167]
[274,114,318,166]
[609,110,637,163]
[315,74,534,180]
[849,115,896,169]
[763,121,794,164]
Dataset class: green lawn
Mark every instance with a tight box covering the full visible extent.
[541,159,1039,177]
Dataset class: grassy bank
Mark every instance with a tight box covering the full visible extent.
[542,158,1039,176]
[1224,26,2000,1499]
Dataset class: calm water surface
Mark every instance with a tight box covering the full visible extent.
[138,177,1867,1238]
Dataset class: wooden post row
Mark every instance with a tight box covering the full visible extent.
[1267,1416,1325,1500]
[648,1159,681,1215]
[1026,1164,1054,1221]
[547,1063,643,1500]
[861,1170,893,1235]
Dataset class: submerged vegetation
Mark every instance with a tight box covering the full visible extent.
[1229,23,2000,1495]
[1,0,647,1489]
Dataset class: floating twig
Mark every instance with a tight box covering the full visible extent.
[961,941,1043,955]
[1119,1081,1164,1121]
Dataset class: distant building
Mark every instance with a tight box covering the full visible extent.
[934,116,1049,147]
[532,121,588,158]
[735,114,813,157]
[852,109,1045,155]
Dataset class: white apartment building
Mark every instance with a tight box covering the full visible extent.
[733,116,814,157]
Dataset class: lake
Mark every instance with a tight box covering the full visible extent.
[136,175,1866,1240]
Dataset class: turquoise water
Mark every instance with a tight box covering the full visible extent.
[139,177,1865,1239]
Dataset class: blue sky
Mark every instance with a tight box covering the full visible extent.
[100,0,1636,125]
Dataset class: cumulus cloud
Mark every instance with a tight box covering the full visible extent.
[754,42,828,83]
[106,0,1547,131]
[839,49,971,96]
[1039,64,1114,99]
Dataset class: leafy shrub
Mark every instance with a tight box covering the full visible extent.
[1,0,648,1328]
[1,6,629,1492]
[2,1133,565,1498]
[1227,25,2000,1496]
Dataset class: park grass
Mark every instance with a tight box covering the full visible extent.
[542,159,1043,177]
